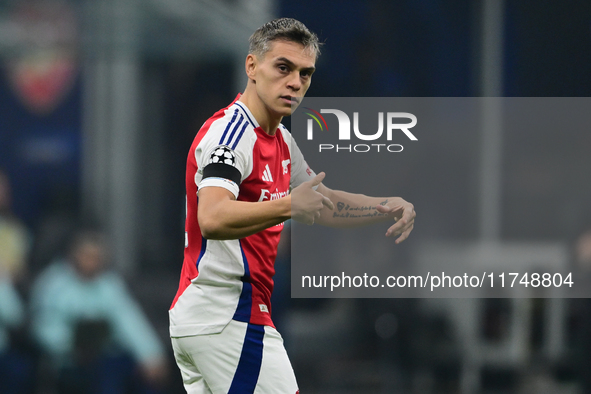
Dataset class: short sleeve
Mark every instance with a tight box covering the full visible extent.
[194,111,254,198]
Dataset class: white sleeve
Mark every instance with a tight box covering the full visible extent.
[194,115,254,199]
[280,125,316,189]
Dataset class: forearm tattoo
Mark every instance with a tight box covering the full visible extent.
[332,199,389,219]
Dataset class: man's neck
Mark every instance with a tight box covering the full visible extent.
[238,88,281,135]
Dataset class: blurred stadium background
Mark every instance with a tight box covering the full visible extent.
[1,0,591,393]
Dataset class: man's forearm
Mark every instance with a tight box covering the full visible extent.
[199,191,291,240]
[315,187,396,228]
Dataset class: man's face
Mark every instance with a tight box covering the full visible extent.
[73,241,105,280]
[250,40,316,118]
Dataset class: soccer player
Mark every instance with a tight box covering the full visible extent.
[169,18,416,394]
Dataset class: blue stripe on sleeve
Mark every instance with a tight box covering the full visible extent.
[234,102,255,126]
[231,121,250,150]
[223,115,244,146]
[219,109,239,145]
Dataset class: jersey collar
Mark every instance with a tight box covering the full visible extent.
[233,95,260,130]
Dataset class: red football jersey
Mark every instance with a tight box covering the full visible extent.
[170,95,315,337]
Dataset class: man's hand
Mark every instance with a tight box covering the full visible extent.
[376,198,415,244]
[291,172,334,225]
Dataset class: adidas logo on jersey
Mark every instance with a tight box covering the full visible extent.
[262,164,273,183]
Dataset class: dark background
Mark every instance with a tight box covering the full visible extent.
[1,0,591,392]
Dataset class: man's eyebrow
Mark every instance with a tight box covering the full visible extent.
[276,57,316,72]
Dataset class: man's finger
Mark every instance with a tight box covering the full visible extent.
[322,195,334,210]
[401,206,416,221]
[376,204,403,214]
[385,219,412,237]
[395,224,414,244]
[309,172,326,187]
[385,223,400,237]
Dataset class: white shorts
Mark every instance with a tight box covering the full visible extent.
[171,320,299,394]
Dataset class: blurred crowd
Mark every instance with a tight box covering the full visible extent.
[0,168,169,394]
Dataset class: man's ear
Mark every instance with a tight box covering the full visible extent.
[245,54,257,81]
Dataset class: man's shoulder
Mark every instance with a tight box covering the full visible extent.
[273,122,289,140]
[277,123,299,148]
[37,260,71,280]
[31,260,74,299]
[194,103,259,152]
[197,104,238,136]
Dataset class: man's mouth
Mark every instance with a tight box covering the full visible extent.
[281,96,300,104]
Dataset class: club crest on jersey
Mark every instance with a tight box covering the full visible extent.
[209,145,236,166]
[282,159,290,174]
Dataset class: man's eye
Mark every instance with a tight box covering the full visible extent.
[278,65,288,72]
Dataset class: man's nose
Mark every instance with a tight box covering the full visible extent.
[287,74,301,91]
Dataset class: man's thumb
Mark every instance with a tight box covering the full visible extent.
[310,172,325,187]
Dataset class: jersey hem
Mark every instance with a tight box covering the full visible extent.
[169,322,230,338]
[169,319,275,338]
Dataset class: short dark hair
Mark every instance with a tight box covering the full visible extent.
[249,18,321,59]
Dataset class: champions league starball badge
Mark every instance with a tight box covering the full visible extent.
[209,145,236,166]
